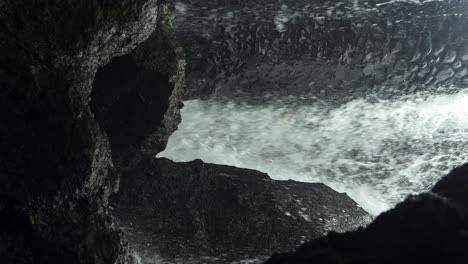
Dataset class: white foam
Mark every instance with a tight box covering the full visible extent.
[159,89,468,215]
[175,1,188,14]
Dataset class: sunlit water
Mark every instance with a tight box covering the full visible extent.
[159,89,468,216]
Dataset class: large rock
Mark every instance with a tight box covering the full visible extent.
[176,0,468,103]
[111,158,371,262]
[265,163,468,264]
[0,1,183,263]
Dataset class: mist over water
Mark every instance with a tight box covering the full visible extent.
[159,89,468,215]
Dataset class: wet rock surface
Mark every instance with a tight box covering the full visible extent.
[112,158,371,262]
[265,163,468,264]
[176,0,468,103]
[0,1,181,263]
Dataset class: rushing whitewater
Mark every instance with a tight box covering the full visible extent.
[159,89,468,215]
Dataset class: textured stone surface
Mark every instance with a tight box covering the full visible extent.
[112,158,371,262]
[0,1,181,263]
[265,163,468,264]
[176,0,468,103]
[91,15,186,169]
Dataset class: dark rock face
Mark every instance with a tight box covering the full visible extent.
[90,21,186,169]
[432,163,468,212]
[0,1,182,263]
[265,164,468,264]
[0,201,76,264]
[176,0,468,102]
[91,55,172,164]
[112,158,371,262]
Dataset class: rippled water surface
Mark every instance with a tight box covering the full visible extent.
[159,89,468,215]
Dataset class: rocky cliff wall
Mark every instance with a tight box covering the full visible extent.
[0,1,183,263]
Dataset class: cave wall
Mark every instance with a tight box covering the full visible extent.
[91,55,172,162]
[90,22,186,169]
[0,1,180,263]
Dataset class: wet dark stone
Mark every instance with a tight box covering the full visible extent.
[0,1,182,263]
[112,158,371,262]
[0,201,77,264]
[264,164,468,264]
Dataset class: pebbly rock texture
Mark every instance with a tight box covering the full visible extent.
[0,1,182,263]
[111,157,371,262]
[265,163,468,264]
[175,0,468,103]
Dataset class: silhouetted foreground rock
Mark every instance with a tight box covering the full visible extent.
[112,158,371,262]
[265,164,468,264]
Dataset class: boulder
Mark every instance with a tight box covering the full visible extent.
[265,163,468,264]
[112,158,371,262]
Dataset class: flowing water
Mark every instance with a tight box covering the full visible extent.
[159,89,468,215]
